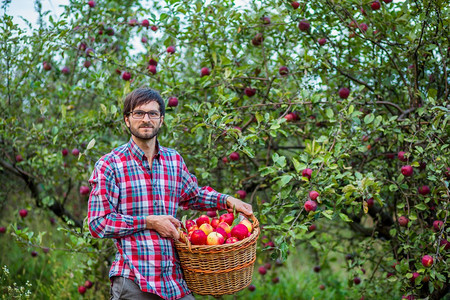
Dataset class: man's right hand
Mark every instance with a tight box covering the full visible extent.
[145,215,181,240]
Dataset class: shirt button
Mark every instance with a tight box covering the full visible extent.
[154,201,158,205]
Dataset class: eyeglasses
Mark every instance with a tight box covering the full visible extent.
[129,110,161,119]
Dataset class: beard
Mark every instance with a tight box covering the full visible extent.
[127,123,160,141]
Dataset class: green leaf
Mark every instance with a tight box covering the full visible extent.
[86,138,95,150]
[414,203,427,211]
[339,213,352,222]
[364,114,375,124]
[283,215,295,224]
[279,175,293,187]
[326,108,334,118]
[322,210,333,220]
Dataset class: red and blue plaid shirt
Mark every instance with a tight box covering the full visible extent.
[88,138,228,300]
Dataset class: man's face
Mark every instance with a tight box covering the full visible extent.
[124,101,164,141]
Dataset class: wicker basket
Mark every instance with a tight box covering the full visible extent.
[175,215,260,296]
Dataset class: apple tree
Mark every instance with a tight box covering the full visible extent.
[0,0,448,298]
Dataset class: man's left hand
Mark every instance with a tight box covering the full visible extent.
[226,196,253,216]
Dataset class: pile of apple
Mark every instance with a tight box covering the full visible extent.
[182,212,253,245]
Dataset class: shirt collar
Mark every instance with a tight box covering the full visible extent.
[128,138,161,162]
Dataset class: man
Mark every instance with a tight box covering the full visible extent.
[87,88,252,300]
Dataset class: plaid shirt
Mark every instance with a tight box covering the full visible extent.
[88,138,228,300]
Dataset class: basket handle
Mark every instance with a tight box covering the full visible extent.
[177,228,193,253]
[246,214,259,228]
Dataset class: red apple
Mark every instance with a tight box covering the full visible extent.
[199,223,213,235]
[149,58,158,66]
[122,72,131,81]
[339,87,350,99]
[19,209,28,218]
[313,265,321,272]
[359,23,368,32]
[291,1,300,9]
[196,215,210,227]
[61,66,70,74]
[444,167,450,179]
[302,168,313,179]
[318,38,327,46]
[185,220,195,231]
[279,66,289,76]
[166,46,175,54]
[79,186,90,196]
[258,266,267,275]
[440,239,450,250]
[210,218,220,229]
[272,277,279,284]
[304,200,318,212]
[401,165,413,176]
[84,60,92,68]
[308,224,316,231]
[87,1,95,8]
[84,280,93,289]
[128,19,138,27]
[188,225,198,235]
[418,185,430,195]
[15,154,23,162]
[206,211,217,218]
[219,213,234,226]
[251,33,264,46]
[229,152,240,161]
[200,67,210,77]
[190,230,207,245]
[433,220,444,231]
[78,285,86,294]
[42,61,52,71]
[206,231,225,245]
[398,216,409,227]
[222,156,228,163]
[421,255,433,268]
[141,19,149,28]
[383,0,392,2]
[353,277,361,285]
[240,219,253,233]
[236,190,247,199]
[225,236,238,244]
[309,190,319,200]
[366,198,374,207]
[298,19,310,32]
[151,25,158,31]
[244,87,256,97]
[231,224,249,240]
[148,65,157,74]
[259,14,269,23]
[0,227,6,234]
[168,97,178,107]
[72,148,80,156]
[371,1,381,10]
[398,151,408,162]
[215,226,228,239]
[248,284,256,291]
[410,272,419,282]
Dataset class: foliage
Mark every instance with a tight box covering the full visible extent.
[0,0,449,298]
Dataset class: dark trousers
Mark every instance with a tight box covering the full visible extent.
[110,276,195,300]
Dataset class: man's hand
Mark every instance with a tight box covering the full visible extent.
[146,215,181,240]
[226,196,253,216]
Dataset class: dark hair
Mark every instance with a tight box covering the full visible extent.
[123,88,165,118]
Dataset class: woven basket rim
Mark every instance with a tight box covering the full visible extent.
[175,215,260,253]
